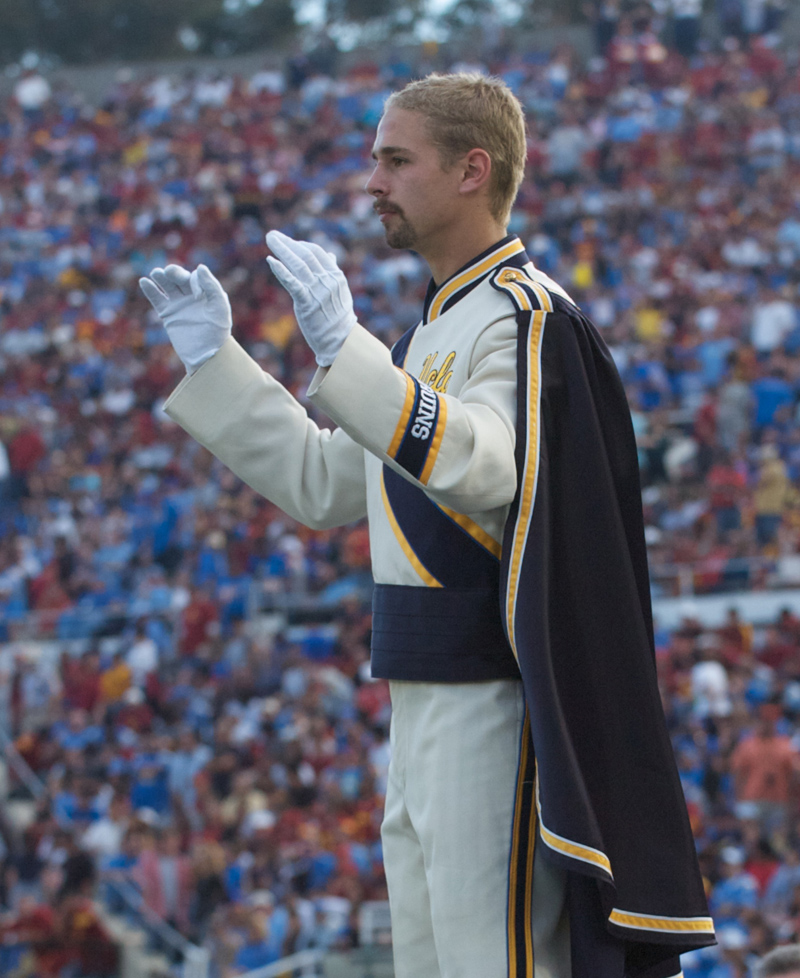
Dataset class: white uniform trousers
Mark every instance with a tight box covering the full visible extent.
[382,679,571,978]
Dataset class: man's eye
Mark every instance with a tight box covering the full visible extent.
[392,157,407,167]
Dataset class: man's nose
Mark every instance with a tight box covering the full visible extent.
[365,166,384,197]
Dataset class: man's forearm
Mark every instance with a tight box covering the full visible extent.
[165,337,367,530]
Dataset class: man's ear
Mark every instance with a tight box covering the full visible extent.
[459,148,492,196]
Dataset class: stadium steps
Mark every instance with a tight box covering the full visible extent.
[98,907,173,978]
[324,948,394,978]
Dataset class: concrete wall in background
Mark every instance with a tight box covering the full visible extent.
[0,8,797,108]
[0,48,284,104]
[0,2,800,105]
[0,24,595,106]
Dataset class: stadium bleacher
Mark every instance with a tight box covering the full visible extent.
[0,2,799,974]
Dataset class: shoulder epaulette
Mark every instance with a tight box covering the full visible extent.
[489,266,554,315]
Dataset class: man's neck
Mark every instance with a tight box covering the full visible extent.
[424,222,510,285]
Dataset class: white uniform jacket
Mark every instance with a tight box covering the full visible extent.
[165,235,532,682]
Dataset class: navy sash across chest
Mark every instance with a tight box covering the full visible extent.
[370,324,518,683]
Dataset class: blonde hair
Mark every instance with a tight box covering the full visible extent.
[385,72,527,227]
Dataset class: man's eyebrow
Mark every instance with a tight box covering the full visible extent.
[370,145,413,160]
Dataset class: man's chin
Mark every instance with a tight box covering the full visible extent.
[385,227,417,250]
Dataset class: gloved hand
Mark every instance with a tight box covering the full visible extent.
[139,264,232,374]
[266,230,357,367]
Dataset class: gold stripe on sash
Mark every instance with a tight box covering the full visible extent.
[379,469,442,587]
[436,504,502,559]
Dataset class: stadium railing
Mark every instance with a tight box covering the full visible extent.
[236,902,393,978]
[649,554,800,597]
[236,949,325,978]
[5,552,800,650]
[2,604,185,647]
[0,726,46,801]
[0,731,210,978]
[100,874,210,978]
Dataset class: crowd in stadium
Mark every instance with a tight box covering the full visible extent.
[0,0,798,974]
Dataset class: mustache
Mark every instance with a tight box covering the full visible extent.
[373,202,404,217]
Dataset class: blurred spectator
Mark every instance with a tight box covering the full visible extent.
[731,705,800,841]
[755,943,800,978]
[12,69,51,114]
[132,828,192,933]
[126,620,159,688]
[717,371,753,455]
[190,841,228,938]
[55,854,119,976]
[691,640,733,720]
[82,794,132,863]
[752,289,797,356]
[710,846,759,923]
[754,445,793,548]
[707,451,747,533]
[99,651,132,704]
[762,848,800,917]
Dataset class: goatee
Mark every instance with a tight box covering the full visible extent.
[382,212,417,250]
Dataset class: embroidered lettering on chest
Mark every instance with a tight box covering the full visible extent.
[419,351,456,393]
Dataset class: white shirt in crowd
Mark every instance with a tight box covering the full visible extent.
[752,297,797,352]
[691,659,732,719]
[14,73,51,110]
[81,815,128,859]
[126,635,158,686]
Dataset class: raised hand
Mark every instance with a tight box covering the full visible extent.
[266,230,357,367]
[139,264,232,374]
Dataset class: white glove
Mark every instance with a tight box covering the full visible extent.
[266,230,357,367]
[139,264,232,374]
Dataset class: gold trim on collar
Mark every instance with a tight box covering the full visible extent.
[428,238,526,323]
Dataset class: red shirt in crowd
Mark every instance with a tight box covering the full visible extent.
[8,426,45,474]
[180,591,219,655]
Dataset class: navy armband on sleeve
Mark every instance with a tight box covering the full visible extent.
[386,372,446,485]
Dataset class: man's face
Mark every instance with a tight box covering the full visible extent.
[366,106,464,255]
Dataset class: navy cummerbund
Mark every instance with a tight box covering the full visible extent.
[371,584,521,682]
